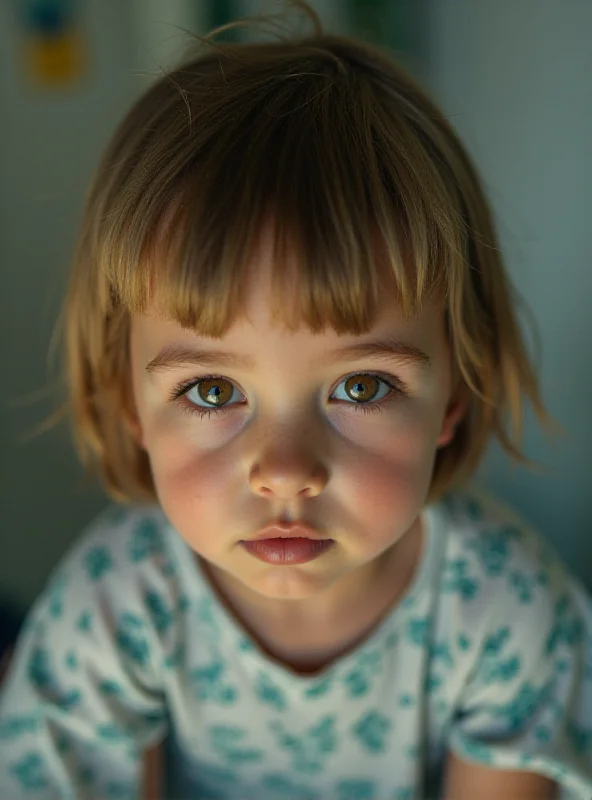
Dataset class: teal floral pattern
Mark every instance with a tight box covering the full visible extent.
[76,610,92,633]
[115,612,151,667]
[128,519,164,562]
[442,558,479,600]
[64,650,78,671]
[406,617,429,647]
[493,680,553,733]
[455,735,494,764]
[466,528,511,577]
[508,569,540,603]
[0,714,39,740]
[163,641,185,670]
[336,778,377,799]
[567,720,592,754]
[398,693,415,708]
[191,659,238,704]
[269,715,337,773]
[392,787,414,800]
[10,753,48,790]
[255,672,287,711]
[209,725,263,765]
[344,650,382,698]
[104,781,133,799]
[97,723,127,743]
[48,572,67,619]
[473,627,523,685]
[545,594,585,654]
[144,590,174,634]
[351,710,392,753]
[261,773,316,800]
[98,679,124,697]
[84,546,114,581]
[304,674,334,700]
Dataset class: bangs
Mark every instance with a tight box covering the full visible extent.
[99,39,463,339]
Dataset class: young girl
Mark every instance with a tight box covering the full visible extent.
[1,4,591,799]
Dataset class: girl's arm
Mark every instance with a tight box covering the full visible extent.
[142,741,164,800]
[443,752,557,800]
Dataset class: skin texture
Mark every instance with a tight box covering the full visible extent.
[442,752,557,799]
[141,743,162,800]
[131,225,556,797]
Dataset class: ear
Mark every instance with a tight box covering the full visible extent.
[125,416,146,450]
[121,390,146,450]
[436,385,469,448]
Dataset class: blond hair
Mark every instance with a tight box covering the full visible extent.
[56,2,561,505]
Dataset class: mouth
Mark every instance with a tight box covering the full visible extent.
[246,523,329,542]
[240,537,335,565]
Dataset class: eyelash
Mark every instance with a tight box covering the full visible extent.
[169,372,407,420]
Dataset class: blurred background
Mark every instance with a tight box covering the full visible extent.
[1,0,591,641]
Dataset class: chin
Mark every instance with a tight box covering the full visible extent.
[243,567,335,601]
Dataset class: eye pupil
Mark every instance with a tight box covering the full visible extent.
[200,379,232,406]
[346,375,378,402]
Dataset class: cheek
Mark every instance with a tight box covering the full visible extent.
[147,438,237,552]
[344,431,436,520]
[338,417,438,534]
[147,425,230,502]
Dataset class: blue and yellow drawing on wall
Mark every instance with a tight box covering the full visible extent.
[17,0,87,89]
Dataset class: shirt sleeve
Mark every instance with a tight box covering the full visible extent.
[0,507,171,799]
[446,523,592,800]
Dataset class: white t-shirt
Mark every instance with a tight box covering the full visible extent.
[1,485,591,799]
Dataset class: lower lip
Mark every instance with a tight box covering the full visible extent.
[240,538,335,565]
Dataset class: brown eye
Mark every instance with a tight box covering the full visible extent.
[189,377,235,407]
[174,370,404,421]
[344,374,380,403]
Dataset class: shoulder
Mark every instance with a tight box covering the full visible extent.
[54,502,183,586]
[433,485,586,650]
[441,486,556,580]
[23,503,192,650]
[434,489,592,797]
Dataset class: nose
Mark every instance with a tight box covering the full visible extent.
[248,428,329,500]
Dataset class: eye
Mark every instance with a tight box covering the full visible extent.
[183,376,242,417]
[171,372,407,419]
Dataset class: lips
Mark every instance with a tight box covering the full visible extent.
[245,523,328,542]
[241,537,335,565]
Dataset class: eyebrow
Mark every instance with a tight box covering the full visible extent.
[146,336,432,374]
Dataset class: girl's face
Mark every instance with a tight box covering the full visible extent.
[129,229,465,610]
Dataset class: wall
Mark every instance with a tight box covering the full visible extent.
[426,0,592,584]
[0,2,138,612]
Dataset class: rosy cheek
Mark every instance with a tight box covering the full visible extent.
[342,451,425,515]
[338,415,438,521]
[149,450,233,551]
[151,442,224,505]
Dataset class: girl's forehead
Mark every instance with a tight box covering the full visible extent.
[142,211,446,351]
[136,293,445,364]
[222,229,416,322]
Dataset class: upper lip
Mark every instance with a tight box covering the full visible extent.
[246,523,329,541]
